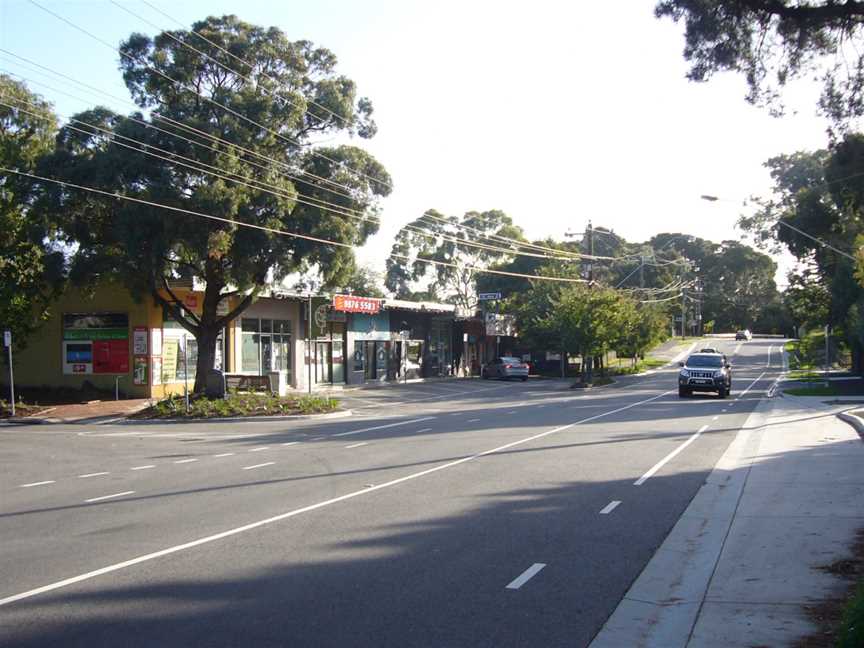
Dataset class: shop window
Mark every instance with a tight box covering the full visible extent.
[353,340,365,371]
[240,318,292,376]
[407,341,423,364]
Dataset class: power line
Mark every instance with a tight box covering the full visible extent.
[1,167,591,285]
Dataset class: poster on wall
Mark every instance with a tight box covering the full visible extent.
[133,327,148,355]
[162,339,179,383]
[151,357,162,385]
[62,312,129,375]
[133,356,148,385]
[151,328,162,356]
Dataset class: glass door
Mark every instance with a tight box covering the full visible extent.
[316,342,332,384]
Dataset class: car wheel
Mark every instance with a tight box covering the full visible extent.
[521,377,527,382]
[482,370,489,380]
[718,387,727,398]
[678,387,689,398]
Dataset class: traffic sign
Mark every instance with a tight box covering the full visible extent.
[478,292,502,301]
[3,330,10,347]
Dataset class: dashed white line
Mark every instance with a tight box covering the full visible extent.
[712,416,719,421]
[248,447,269,452]
[634,424,711,486]
[242,462,275,470]
[599,501,621,515]
[467,418,481,423]
[309,437,326,441]
[333,416,436,438]
[85,490,135,503]
[506,563,546,590]
[19,480,55,488]
[345,442,368,449]
[415,428,433,434]
[130,465,155,471]
[281,442,299,447]
[213,453,235,458]
[507,410,518,414]
[78,472,109,479]
[173,458,198,464]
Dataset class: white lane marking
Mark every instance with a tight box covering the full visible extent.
[766,345,772,368]
[333,416,436,438]
[0,389,670,608]
[242,462,275,470]
[467,418,481,423]
[599,501,621,515]
[213,453,235,458]
[415,428,433,434]
[507,410,518,414]
[712,416,719,421]
[248,447,269,452]
[281,442,299,447]
[506,563,546,590]
[78,472,109,479]
[736,371,766,399]
[309,437,326,441]
[634,424,711,486]
[85,490,135,503]
[733,342,742,355]
[19,480,55,488]
[130,465,155,471]
[345,442,368,449]
[721,409,727,413]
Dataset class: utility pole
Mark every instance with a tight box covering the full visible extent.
[639,254,645,289]
[587,220,594,287]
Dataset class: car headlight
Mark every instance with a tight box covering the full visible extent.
[680,369,689,377]
[714,370,723,377]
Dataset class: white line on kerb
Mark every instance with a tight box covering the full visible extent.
[599,501,621,515]
[78,472,109,478]
[333,416,436,438]
[130,465,155,471]
[345,442,367,449]
[213,453,234,458]
[506,563,546,590]
[19,480,55,488]
[0,389,670,608]
[242,462,275,470]
[85,491,134,503]
[173,458,197,464]
[248,447,269,452]
[634,424,711,486]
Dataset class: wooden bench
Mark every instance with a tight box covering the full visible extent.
[225,374,272,393]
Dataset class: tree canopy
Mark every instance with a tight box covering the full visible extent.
[0,75,64,352]
[34,16,391,390]
[656,0,864,126]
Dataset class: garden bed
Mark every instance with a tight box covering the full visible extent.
[131,392,340,419]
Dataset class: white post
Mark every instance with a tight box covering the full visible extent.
[183,336,189,412]
[825,324,830,381]
[307,294,313,395]
[5,330,14,417]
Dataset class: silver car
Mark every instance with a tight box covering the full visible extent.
[482,356,529,381]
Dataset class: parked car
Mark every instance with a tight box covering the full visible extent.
[482,356,529,381]
[678,353,732,398]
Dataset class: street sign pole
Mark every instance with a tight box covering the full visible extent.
[4,330,14,417]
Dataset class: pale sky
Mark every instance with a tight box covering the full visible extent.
[0,0,837,286]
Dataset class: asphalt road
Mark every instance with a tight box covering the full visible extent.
[0,339,784,647]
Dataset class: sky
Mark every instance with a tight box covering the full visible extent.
[0,0,838,287]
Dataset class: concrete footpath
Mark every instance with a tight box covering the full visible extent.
[591,390,864,647]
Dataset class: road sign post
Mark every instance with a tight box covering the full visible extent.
[4,330,14,417]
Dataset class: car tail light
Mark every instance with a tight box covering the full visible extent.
[505,364,513,369]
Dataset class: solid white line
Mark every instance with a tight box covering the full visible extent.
[506,563,546,590]
[281,442,299,447]
[130,465,155,471]
[345,442,368,449]
[248,447,269,452]
[415,428,433,434]
[467,418,481,423]
[19,480,55,488]
[213,453,235,458]
[599,501,621,515]
[736,371,767,399]
[85,490,134,503]
[0,389,670,608]
[634,424,711,486]
[332,416,436,438]
[173,458,197,464]
[78,472,109,478]
[242,462,275,470]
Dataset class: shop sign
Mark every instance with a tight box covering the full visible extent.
[332,294,382,314]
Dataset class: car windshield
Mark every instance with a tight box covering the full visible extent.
[501,357,522,364]
[687,354,723,368]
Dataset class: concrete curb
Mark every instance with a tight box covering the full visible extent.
[837,408,864,440]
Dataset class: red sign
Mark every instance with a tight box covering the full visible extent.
[93,339,130,374]
[332,295,383,314]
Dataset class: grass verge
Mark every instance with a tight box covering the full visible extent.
[0,400,52,418]
[838,579,864,647]
[132,392,339,419]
